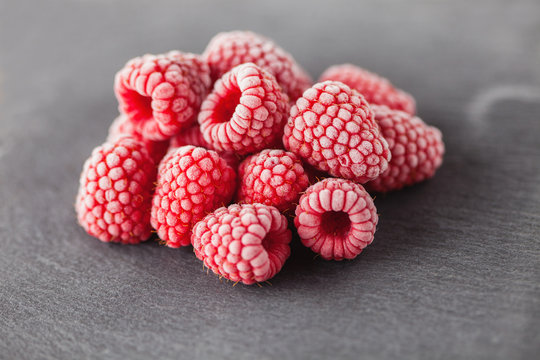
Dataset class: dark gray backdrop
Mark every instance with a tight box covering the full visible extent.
[1,1,539,359]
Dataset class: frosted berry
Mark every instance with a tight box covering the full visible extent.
[319,64,416,115]
[295,178,377,260]
[114,51,211,141]
[192,203,291,285]
[151,146,236,248]
[107,114,169,164]
[283,81,391,183]
[366,105,444,192]
[237,149,309,212]
[198,63,289,155]
[203,30,312,101]
[75,137,156,244]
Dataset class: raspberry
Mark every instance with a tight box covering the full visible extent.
[294,178,377,260]
[151,146,236,248]
[237,149,309,212]
[169,124,240,170]
[192,203,291,285]
[319,64,416,115]
[107,114,169,164]
[114,51,211,141]
[75,137,156,244]
[198,63,289,155]
[283,81,391,183]
[203,30,312,101]
[366,105,445,192]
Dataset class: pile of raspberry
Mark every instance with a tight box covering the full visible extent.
[76,31,444,286]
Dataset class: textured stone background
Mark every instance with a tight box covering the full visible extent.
[1,1,539,359]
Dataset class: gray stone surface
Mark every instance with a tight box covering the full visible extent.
[1,1,539,359]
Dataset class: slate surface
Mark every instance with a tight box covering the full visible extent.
[0,1,539,359]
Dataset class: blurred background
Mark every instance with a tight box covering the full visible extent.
[1,1,539,359]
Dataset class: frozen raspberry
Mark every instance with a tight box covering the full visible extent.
[169,124,240,170]
[151,146,236,248]
[295,178,377,260]
[319,64,416,115]
[203,30,312,101]
[237,149,309,212]
[366,105,444,192]
[114,51,211,141]
[283,81,391,184]
[107,114,169,164]
[75,137,156,244]
[192,203,291,285]
[198,63,289,155]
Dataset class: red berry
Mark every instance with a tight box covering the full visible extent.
[75,137,156,244]
[107,114,169,164]
[366,105,445,192]
[192,203,291,285]
[151,146,236,248]
[114,51,211,141]
[319,64,416,115]
[283,81,391,183]
[237,149,309,212]
[198,63,289,155]
[203,30,312,101]
[295,178,377,260]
